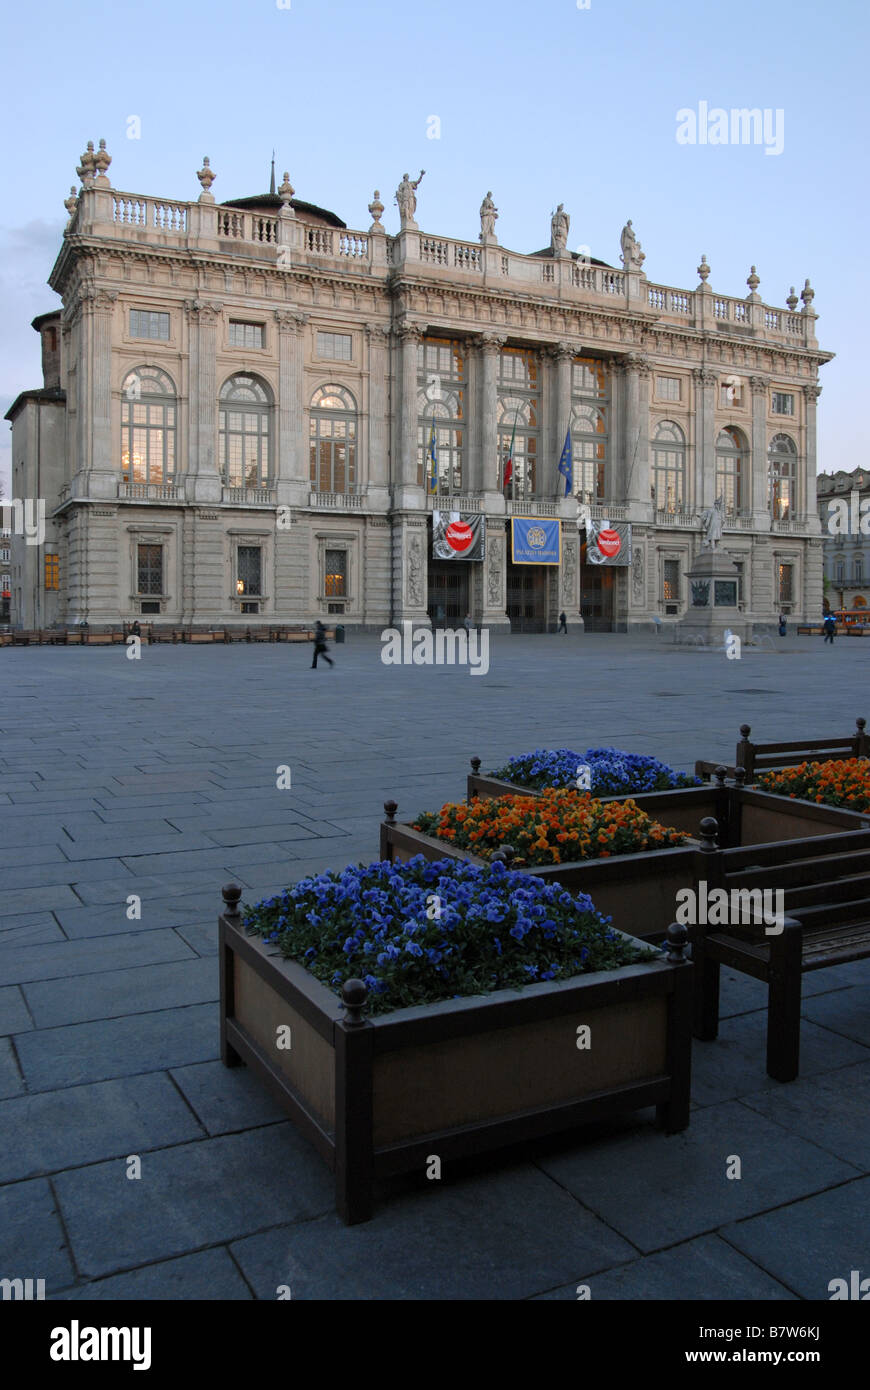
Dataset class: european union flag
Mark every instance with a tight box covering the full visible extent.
[558,428,573,497]
[427,419,438,494]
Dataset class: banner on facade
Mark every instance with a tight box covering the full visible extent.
[432,511,485,562]
[511,517,561,566]
[585,518,632,566]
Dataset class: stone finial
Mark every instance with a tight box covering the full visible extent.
[801,278,815,310]
[697,254,710,283]
[76,140,96,186]
[786,285,799,311]
[94,138,112,184]
[278,171,295,204]
[368,189,384,226]
[197,156,216,201]
[746,265,761,296]
[64,185,79,221]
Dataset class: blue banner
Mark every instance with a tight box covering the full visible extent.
[511,517,561,565]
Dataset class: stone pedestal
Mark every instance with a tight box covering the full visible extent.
[677,548,747,644]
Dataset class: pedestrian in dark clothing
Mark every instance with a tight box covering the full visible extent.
[778,613,787,637]
[311,620,334,668]
[558,611,568,634]
[823,613,836,644]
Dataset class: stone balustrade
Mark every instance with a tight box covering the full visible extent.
[65,182,818,349]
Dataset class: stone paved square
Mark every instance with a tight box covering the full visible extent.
[1,632,868,1299]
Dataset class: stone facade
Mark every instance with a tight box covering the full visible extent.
[4,145,831,633]
[817,467,870,613]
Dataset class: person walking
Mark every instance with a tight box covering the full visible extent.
[311,619,334,669]
[823,612,836,645]
[558,611,568,634]
[462,613,471,636]
[778,612,787,637]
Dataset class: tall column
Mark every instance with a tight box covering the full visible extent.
[551,342,574,495]
[186,299,223,504]
[78,286,118,499]
[621,353,651,516]
[749,374,770,527]
[395,321,422,502]
[364,323,391,510]
[803,384,822,534]
[692,367,718,514]
[477,332,505,501]
[274,309,309,505]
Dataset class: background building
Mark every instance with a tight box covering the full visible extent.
[817,467,870,611]
[5,143,832,633]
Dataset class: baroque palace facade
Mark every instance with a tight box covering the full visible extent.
[6,142,832,633]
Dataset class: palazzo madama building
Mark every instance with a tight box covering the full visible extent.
[5,142,831,633]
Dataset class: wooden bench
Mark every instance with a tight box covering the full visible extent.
[12,630,41,646]
[695,718,868,782]
[691,816,870,1080]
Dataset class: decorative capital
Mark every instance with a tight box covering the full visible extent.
[692,366,718,387]
[476,331,507,356]
[184,297,224,324]
[274,308,308,331]
[803,383,822,403]
[197,156,216,202]
[364,321,391,344]
[749,374,768,396]
[396,319,423,344]
[623,352,651,377]
[548,339,576,363]
[94,138,112,186]
[93,288,118,312]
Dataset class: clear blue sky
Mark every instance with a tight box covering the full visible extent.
[2,0,867,492]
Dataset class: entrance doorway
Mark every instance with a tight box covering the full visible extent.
[506,560,549,632]
[580,542,615,631]
[427,561,469,627]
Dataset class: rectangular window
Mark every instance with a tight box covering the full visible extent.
[663,559,680,603]
[325,549,347,598]
[316,331,353,361]
[656,376,681,402]
[44,554,60,590]
[137,543,163,595]
[778,563,794,604]
[237,546,262,596]
[229,321,264,349]
[130,310,170,341]
[772,392,794,416]
[141,600,160,614]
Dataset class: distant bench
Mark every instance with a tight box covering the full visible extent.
[695,719,868,782]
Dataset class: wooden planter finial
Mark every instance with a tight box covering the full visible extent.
[383,800,398,823]
[665,922,689,963]
[221,883,242,918]
[491,844,515,866]
[470,756,481,774]
[734,766,747,787]
[714,766,727,788]
[739,724,751,739]
[342,978,369,1026]
[698,817,719,852]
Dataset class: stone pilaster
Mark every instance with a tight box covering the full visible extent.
[392,515,429,625]
[185,299,223,503]
[804,537,824,621]
[74,286,118,498]
[749,374,771,527]
[621,353,651,515]
[482,520,510,632]
[476,332,506,500]
[274,309,309,505]
[693,367,718,512]
[395,321,423,502]
[365,324,391,509]
[803,384,822,534]
[551,342,574,495]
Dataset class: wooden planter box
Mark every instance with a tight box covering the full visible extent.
[389,785,870,942]
[219,887,692,1224]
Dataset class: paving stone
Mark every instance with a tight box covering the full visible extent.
[531,1233,796,1300]
[175,923,218,956]
[61,831,218,862]
[0,929,195,987]
[53,895,211,940]
[23,958,218,1027]
[70,871,225,905]
[15,1003,219,1091]
[204,824,320,847]
[722,1178,870,1301]
[536,1100,859,1253]
[0,1036,25,1098]
[0,1179,76,1293]
[0,913,66,947]
[53,1124,333,1279]
[230,1163,635,1300]
[169,1060,286,1135]
[58,1247,253,1301]
[0,985,32,1034]
[119,841,294,877]
[737,1060,870,1169]
[801,984,870,1048]
[690,1011,870,1108]
[0,858,133,891]
[0,1073,204,1181]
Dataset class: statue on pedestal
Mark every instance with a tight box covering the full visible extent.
[396,171,425,228]
[620,219,645,270]
[479,191,498,242]
[700,495,725,549]
[550,203,570,255]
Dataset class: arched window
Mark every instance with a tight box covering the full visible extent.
[121,366,176,485]
[652,420,686,513]
[571,357,609,502]
[769,433,797,520]
[309,385,357,494]
[715,426,747,514]
[219,375,272,488]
